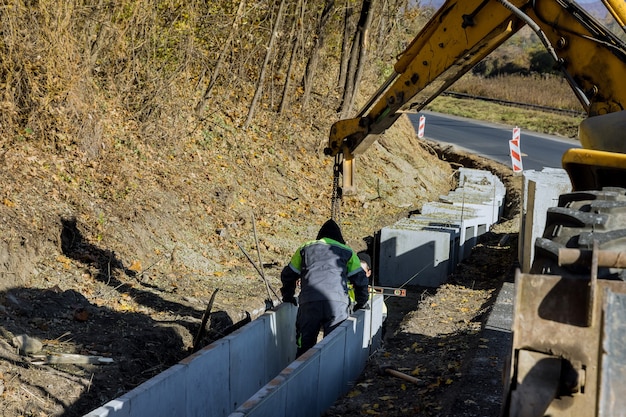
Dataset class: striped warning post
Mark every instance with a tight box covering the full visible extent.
[509,139,523,172]
[417,115,426,138]
[512,126,520,145]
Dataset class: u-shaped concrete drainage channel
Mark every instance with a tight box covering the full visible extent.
[84,167,571,417]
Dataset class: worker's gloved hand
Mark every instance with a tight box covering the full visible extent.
[283,296,298,306]
[354,302,370,311]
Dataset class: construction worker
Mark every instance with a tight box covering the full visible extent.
[280,219,369,357]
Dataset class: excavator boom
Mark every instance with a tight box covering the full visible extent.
[326,0,626,169]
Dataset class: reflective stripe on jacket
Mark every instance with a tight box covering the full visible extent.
[280,237,368,306]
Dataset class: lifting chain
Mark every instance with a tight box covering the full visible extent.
[331,154,343,222]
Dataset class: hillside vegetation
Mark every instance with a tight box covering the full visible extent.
[0,2,453,415]
[1,1,450,287]
[0,1,583,416]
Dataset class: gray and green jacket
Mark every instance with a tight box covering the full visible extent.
[280,237,368,307]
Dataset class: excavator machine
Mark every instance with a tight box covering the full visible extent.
[325,1,626,415]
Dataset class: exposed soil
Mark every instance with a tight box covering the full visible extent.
[321,146,521,417]
[325,214,519,417]
[0,114,521,416]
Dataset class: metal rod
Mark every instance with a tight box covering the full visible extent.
[558,248,626,268]
[252,213,273,303]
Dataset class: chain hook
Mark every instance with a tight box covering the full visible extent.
[331,153,343,222]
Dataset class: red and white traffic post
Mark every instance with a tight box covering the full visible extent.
[417,115,426,138]
[509,126,523,173]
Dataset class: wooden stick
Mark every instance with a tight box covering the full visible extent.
[192,288,219,352]
[30,354,114,365]
[252,213,273,302]
[237,242,281,301]
[384,367,423,385]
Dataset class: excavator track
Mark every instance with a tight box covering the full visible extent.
[531,187,626,280]
[504,188,626,416]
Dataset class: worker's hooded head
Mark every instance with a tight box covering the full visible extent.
[357,252,371,268]
[316,219,346,244]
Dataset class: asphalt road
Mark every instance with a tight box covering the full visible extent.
[408,111,581,171]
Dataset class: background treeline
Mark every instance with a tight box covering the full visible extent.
[0,0,426,150]
[1,0,588,154]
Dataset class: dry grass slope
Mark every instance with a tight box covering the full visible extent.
[0,2,581,416]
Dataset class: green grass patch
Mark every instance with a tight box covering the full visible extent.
[425,96,583,139]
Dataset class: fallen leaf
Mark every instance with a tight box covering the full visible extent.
[347,390,361,398]
[128,260,142,272]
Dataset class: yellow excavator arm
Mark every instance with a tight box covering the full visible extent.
[326,0,626,192]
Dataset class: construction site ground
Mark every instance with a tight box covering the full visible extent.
[0,123,521,416]
[324,145,522,417]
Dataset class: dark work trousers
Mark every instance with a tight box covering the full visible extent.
[295,300,350,357]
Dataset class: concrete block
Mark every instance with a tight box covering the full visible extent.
[232,375,288,417]
[519,169,571,272]
[231,347,324,417]
[441,197,502,224]
[269,303,297,369]
[421,202,487,258]
[284,349,322,417]
[457,168,499,185]
[180,339,230,417]
[453,168,506,222]
[316,327,348,409]
[395,216,461,273]
[378,226,451,287]
[228,303,385,417]
[342,315,366,387]
[260,311,285,379]
[117,364,186,417]
[421,201,478,220]
[458,168,506,193]
[225,318,269,410]
[367,295,385,350]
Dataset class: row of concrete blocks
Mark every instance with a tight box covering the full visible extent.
[84,295,385,417]
[378,167,506,288]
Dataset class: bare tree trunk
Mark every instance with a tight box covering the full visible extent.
[337,0,354,91]
[195,0,246,116]
[243,0,287,130]
[346,0,375,114]
[339,0,375,117]
[279,0,304,114]
[376,0,388,56]
[301,0,335,109]
[375,0,407,58]
[340,32,360,116]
